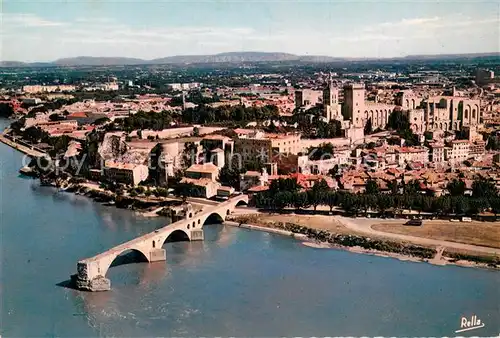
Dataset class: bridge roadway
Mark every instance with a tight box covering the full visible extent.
[73,194,248,291]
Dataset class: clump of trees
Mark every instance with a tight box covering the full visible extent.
[291,109,343,139]
[118,104,280,131]
[119,111,175,132]
[255,177,500,218]
[486,134,500,151]
[307,143,335,160]
[183,104,279,124]
[0,103,14,117]
[387,110,420,146]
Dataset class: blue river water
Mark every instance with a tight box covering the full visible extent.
[0,118,499,336]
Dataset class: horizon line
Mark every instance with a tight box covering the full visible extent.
[2,51,499,64]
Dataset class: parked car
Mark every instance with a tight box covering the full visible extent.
[404,219,422,226]
[461,217,472,222]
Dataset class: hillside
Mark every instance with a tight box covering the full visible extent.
[1,52,498,67]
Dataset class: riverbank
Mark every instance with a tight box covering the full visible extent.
[0,132,46,157]
[228,214,500,270]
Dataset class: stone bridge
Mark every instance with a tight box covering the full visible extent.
[74,194,248,291]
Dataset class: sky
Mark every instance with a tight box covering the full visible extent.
[1,0,499,62]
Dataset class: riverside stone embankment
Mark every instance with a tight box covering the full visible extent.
[260,221,437,259]
[0,133,47,157]
[229,216,500,268]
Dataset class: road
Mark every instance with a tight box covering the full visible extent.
[335,216,500,256]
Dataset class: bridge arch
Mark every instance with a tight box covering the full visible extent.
[203,211,225,226]
[235,199,248,207]
[103,248,150,277]
[163,229,190,245]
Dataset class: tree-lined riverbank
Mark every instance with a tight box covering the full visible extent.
[229,214,500,269]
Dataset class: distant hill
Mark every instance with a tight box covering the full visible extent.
[54,56,146,66]
[1,51,499,67]
[0,61,29,67]
[401,52,500,60]
[151,52,301,64]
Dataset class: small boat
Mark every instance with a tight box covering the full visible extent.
[19,166,34,176]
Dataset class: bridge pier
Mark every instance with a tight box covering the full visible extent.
[74,261,111,291]
[149,248,166,262]
[75,275,111,292]
[190,229,204,241]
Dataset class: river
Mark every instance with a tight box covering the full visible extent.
[0,118,499,337]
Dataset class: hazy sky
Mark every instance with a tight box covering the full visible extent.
[1,0,499,61]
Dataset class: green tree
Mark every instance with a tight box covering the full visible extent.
[365,179,380,194]
[307,143,335,161]
[452,196,468,215]
[341,193,359,215]
[447,179,466,196]
[219,163,241,190]
[292,192,309,210]
[308,179,329,211]
[273,191,292,210]
[472,178,498,198]
[404,180,421,195]
[23,126,49,144]
[388,180,399,194]
[269,178,301,194]
[93,117,110,125]
[0,103,14,117]
[364,117,373,135]
[325,191,338,213]
[489,198,500,218]
[49,113,65,121]
[387,110,410,130]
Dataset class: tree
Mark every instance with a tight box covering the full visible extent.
[193,127,200,136]
[404,180,421,195]
[273,191,292,210]
[489,198,500,218]
[377,195,393,215]
[23,126,49,144]
[486,134,500,151]
[174,182,201,200]
[0,103,14,117]
[447,179,466,196]
[341,193,359,215]
[365,179,380,195]
[388,180,399,194]
[472,178,498,199]
[49,113,64,121]
[219,163,241,190]
[325,191,338,213]
[292,192,309,210]
[452,196,468,215]
[307,143,335,161]
[364,117,373,135]
[387,110,410,130]
[308,179,329,211]
[269,178,301,194]
[94,117,110,125]
[182,142,198,168]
